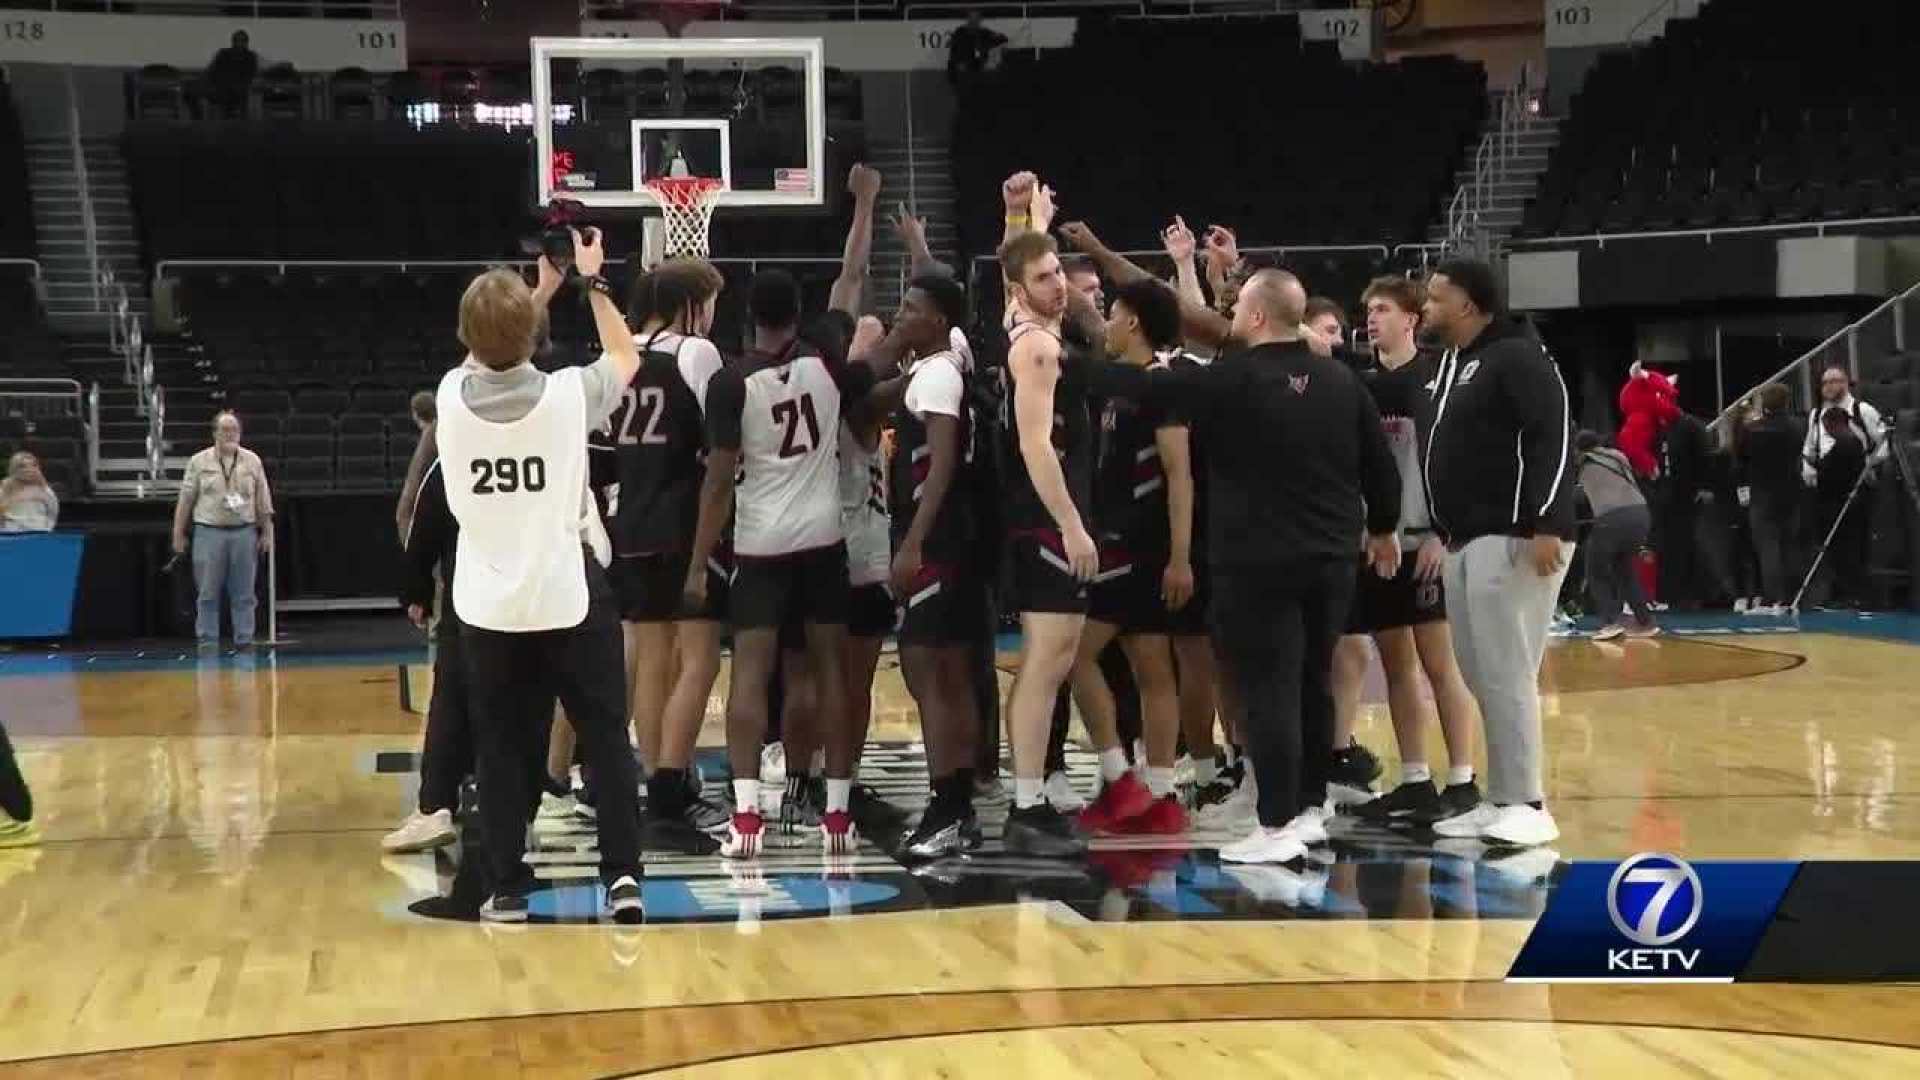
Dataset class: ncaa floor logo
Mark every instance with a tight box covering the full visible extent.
[1606,853,1703,972]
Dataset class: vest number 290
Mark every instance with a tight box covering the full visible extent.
[470,455,547,494]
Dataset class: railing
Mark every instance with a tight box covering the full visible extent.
[1708,278,1920,436]
[0,379,86,423]
[67,70,102,313]
[1510,215,1920,251]
[1627,0,1684,43]
[583,0,1350,21]
[1444,65,1534,258]
[149,385,167,485]
[965,241,1393,302]
[32,0,403,15]
[154,255,848,283]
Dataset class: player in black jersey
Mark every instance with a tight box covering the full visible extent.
[996,223,1097,857]
[1343,276,1483,827]
[1304,296,1387,805]
[599,257,731,854]
[853,274,986,858]
[1069,279,1195,837]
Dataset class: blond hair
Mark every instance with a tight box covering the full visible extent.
[458,269,540,371]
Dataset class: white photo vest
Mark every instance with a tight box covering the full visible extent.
[437,365,593,632]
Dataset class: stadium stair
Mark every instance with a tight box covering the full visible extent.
[26,138,149,330]
[865,136,957,317]
[1427,107,1560,249]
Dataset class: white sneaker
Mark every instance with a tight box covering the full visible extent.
[1281,806,1329,846]
[1482,846,1562,884]
[1194,783,1256,831]
[1042,770,1084,811]
[1733,597,1750,614]
[760,743,787,785]
[1481,803,1560,847]
[537,791,577,819]
[1326,782,1376,807]
[382,808,456,853]
[973,776,1009,805]
[1592,624,1625,642]
[1173,754,1196,788]
[1220,863,1328,907]
[1218,825,1307,864]
[1431,800,1501,838]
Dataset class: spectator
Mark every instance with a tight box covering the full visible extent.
[206,31,259,118]
[947,12,1007,88]
[1734,383,1805,613]
[172,410,274,648]
[0,451,58,533]
[1653,398,1733,610]
[1576,431,1656,640]
[1801,365,1887,609]
[409,390,436,432]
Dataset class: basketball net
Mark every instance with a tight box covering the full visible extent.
[643,175,724,263]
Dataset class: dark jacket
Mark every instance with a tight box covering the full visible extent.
[1423,317,1576,545]
[399,457,456,629]
[1736,410,1805,504]
[1655,412,1715,506]
[1085,340,1400,568]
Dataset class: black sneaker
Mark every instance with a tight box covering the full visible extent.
[1192,777,1240,811]
[605,874,644,925]
[1330,741,1383,786]
[1352,780,1441,827]
[851,782,909,827]
[1004,802,1088,858]
[643,810,722,855]
[781,775,824,832]
[1424,780,1484,825]
[480,892,528,923]
[684,794,731,835]
[900,798,970,861]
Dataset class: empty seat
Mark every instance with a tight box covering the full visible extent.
[284,434,333,460]
[337,413,386,436]
[295,388,349,415]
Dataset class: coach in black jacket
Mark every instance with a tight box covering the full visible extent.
[1086,271,1401,864]
[1419,258,1574,851]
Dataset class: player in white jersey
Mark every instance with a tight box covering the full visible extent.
[433,231,644,924]
[687,269,878,858]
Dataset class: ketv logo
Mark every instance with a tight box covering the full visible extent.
[1604,853,1704,973]
[1507,854,1796,982]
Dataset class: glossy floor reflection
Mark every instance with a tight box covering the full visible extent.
[4,632,1920,1076]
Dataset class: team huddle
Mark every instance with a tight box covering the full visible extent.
[391,163,1574,924]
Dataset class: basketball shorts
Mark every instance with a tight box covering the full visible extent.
[1167,559,1209,637]
[611,549,730,623]
[1003,528,1089,615]
[896,560,982,646]
[1346,551,1446,634]
[848,582,896,639]
[1087,549,1173,635]
[731,542,851,630]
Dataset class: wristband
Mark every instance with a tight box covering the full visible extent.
[582,274,615,300]
[1005,214,1030,225]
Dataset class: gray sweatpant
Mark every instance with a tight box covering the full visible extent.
[1442,535,1573,806]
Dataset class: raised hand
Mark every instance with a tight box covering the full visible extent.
[1163,215,1197,263]
[1030,182,1058,231]
[573,227,607,278]
[891,202,927,249]
[1203,224,1239,271]
[1057,220,1103,253]
[1002,170,1037,213]
[848,162,882,202]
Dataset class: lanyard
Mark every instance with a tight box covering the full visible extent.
[218,450,239,492]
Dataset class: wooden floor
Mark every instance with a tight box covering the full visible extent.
[2,631,1918,1077]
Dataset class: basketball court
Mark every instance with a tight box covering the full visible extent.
[2,615,1920,1076]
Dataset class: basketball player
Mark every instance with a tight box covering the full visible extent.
[1343,276,1484,827]
[1305,297,1387,805]
[869,274,986,858]
[1421,258,1574,848]
[600,257,730,855]
[0,718,33,848]
[1071,278,1194,836]
[996,225,1098,857]
[687,269,875,858]
[435,232,643,923]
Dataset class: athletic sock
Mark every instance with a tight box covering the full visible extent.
[1447,765,1475,786]
[1401,762,1432,785]
[1014,777,1044,809]
[825,778,851,814]
[546,774,571,798]
[1192,756,1218,787]
[732,778,760,817]
[1098,747,1129,783]
[1145,767,1175,799]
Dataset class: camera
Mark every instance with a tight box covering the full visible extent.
[522,198,592,266]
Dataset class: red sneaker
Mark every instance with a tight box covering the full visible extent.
[1078,771,1156,833]
[1116,795,1189,836]
[821,810,859,855]
[720,810,763,860]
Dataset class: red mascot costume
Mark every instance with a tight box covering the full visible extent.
[1617,361,1680,480]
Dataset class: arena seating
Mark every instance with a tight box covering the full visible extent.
[0,269,61,378]
[1517,0,1920,238]
[1,76,33,261]
[952,18,1486,257]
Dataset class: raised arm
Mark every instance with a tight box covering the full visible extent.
[1001,170,1036,245]
[829,163,881,315]
[1163,216,1207,312]
[574,230,641,393]
[1060,220,1231,349]
[893,204,950,279]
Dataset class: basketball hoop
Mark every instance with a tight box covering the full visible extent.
[643,175,725,260]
